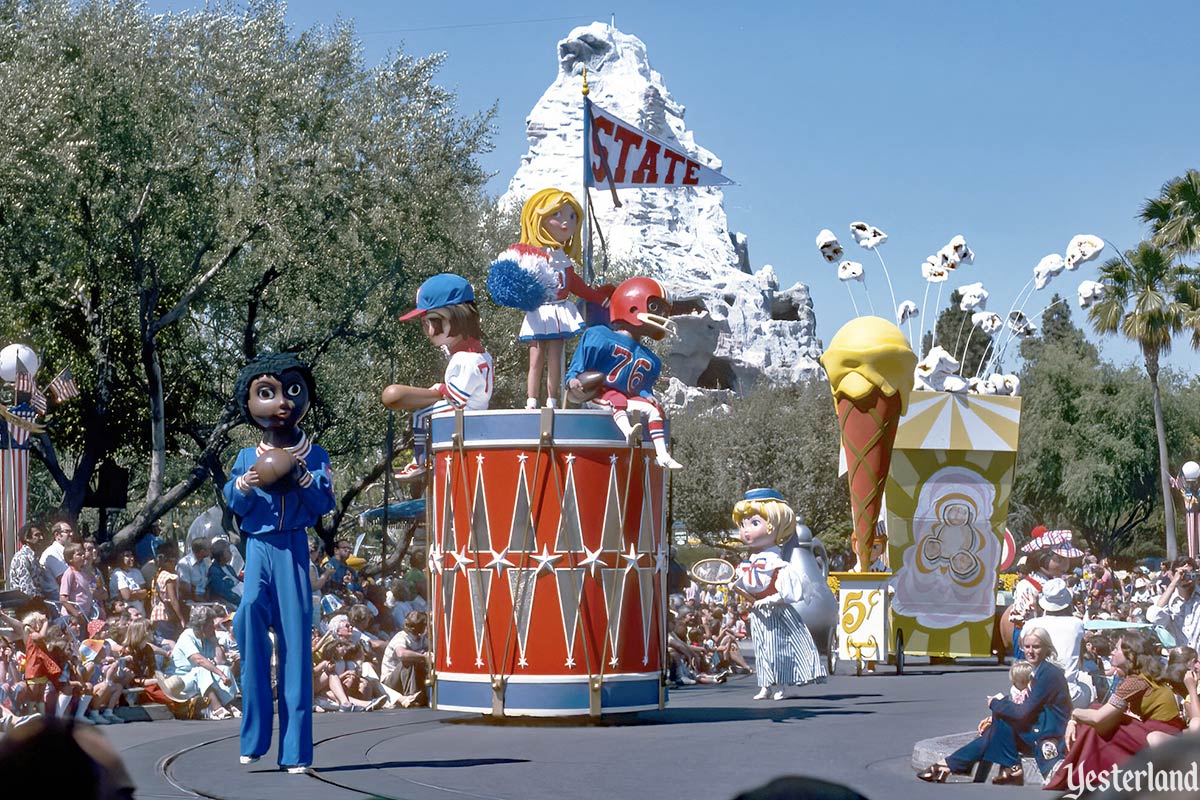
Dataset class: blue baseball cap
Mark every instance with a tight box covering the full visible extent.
[398,274,476,321]
[744,488,784,502]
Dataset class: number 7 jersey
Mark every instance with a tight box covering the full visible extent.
[567,325,661,398]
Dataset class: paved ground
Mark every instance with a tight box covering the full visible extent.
[95,656,1061,800]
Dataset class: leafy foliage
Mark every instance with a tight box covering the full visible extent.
[0,0,501,548]
[670,383,852,556]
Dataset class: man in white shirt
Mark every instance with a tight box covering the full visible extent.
[38,519,74,585]
[1146,562,1200,651]
[177,538,212,603]
[1028,578,1092,708]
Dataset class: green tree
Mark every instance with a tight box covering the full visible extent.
[922,290,992,376]
[670,383,852,557]
[0,0,496,550]
[1141,169,1200,257]
[1086,243,1200,560]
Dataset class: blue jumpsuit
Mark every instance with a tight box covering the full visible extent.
[223,434,335,768]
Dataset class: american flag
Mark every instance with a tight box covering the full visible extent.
[48,368,79,402]
[5,408,36,446]
[30,386,47,415]
[14,367,34,397]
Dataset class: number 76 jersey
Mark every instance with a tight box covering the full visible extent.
[567,325,662,398]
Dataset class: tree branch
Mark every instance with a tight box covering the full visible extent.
[152,223,263,335]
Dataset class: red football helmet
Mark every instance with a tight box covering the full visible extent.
[608,277,674,340]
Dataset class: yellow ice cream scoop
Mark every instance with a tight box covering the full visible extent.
[820,316,918,413]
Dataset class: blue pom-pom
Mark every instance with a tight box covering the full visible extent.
[488,259,549,312]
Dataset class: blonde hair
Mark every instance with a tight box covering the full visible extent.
[1009,659,1034,690]
[731,498,796,546]
[21,611,47,630]
[1021,626,1058,659]
[519,188,583,263]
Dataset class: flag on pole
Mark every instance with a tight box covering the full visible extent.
[30,385,47,415]
[584,101,734,190]
[48,368,79,402]
[14,365,34,397]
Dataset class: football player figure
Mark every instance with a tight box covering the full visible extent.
[566,276,682,470]
[382,274,494,482]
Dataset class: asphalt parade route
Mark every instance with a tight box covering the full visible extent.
[95,657,1059,800]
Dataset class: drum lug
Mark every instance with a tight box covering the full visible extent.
[490,676,506,717]
[539,407,555,444]
[452,407,465,447]
[588,676,603,717]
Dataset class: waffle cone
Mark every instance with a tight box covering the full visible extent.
[837,390,902,571]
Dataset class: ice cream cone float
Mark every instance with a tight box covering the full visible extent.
[820,317,917,572]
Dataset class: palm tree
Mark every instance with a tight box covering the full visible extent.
[1141,169,1200,256]
[1087,243,1196,561]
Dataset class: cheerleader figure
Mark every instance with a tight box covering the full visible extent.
[731,489,826,700]
[496,188,613,409]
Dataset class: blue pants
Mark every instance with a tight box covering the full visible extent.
[412,401,452,464]
[235,531,313,767]
[945,716,1023,772]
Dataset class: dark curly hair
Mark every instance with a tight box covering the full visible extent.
[233,352,316,425]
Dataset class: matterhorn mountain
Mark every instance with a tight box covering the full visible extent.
[500,22,822,391]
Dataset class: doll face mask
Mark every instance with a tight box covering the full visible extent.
[248,369,310,431]
[738,514,775,551]
[541,204,579,247]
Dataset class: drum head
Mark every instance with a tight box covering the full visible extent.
[690,557,736,586]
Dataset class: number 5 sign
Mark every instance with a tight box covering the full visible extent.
[834,572,891,665]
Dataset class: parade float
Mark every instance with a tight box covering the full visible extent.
[378,54,740,716]
[819,226,1107,673]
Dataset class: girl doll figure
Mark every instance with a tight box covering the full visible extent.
[223,352,336,773]
[730,489,826,700]
[500,188,614,409]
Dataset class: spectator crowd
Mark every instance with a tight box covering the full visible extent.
[1,516,433,734]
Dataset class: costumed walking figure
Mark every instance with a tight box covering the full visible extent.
[489,188,613,409]
[223,353,335,773]
[731,489,826,700]
[383,274,493,482]
[565,276,682,469]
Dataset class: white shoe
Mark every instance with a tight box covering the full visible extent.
[772,689,786,701]
[286,765,313,775]
[525,397,537,410]
[240,755,260,765]
[655,454,683,470]
[752,687,770,700]
[85,710,107,725]
[365,695,387,711]
[545,397,557,409]
[101,709,125,724]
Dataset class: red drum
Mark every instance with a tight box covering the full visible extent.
[427,408,668,716]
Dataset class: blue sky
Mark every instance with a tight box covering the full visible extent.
[149,1,1200,374]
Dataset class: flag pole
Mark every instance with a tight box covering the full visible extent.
[581,67,593,283]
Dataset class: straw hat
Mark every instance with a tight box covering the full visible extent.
[154,673,191,704]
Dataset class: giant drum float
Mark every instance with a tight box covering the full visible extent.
[426,408,668,716]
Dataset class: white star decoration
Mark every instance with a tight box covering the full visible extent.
[565,656,576,668]
[450,547,474,573]
[621,543,644,575]
[486,548,514,575]
[654,543,668,574]
[565,453,576,465]
[609,654,619,667]
[475,657,484,667]
[609,453,618,465]
[579,545,605,577]
[444,454,453,468]
[518,656,528,668]
[428,543,444,575]
[517,453,529,465]
[531,544,562,575]
[476,453,485,466]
